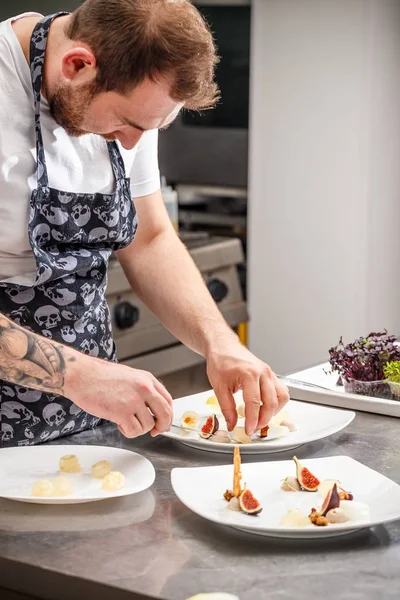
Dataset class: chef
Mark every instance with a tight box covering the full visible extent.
[0,0,288,447]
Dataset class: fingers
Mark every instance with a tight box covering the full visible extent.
[135,406,157,434]
[214,387,238,431]
[242,375,262,436]
[154,378,173,408]
[273,373,290,411]
[146,391,173,436]
[118,415,143,439]
[258,373,279,430]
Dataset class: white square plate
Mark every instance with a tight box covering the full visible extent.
[171,455,400,538]
[163,390,355,454]
[0,445,155,504]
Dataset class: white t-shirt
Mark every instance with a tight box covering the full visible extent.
[0,13,160,285]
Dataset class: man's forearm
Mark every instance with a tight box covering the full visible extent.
[0,314,79,394]
[117,230,237,357]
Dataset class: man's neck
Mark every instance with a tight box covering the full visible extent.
[12,14,71,100]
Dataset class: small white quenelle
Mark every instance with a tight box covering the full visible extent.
[102,471,125,492]
[59,454,82,474]
[91,460,112,479]
[51,476,74,497]
[32,479,54,497]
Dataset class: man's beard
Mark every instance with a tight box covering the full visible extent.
[49,82,115,141]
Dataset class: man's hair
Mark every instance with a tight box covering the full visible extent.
[66,0,219,110]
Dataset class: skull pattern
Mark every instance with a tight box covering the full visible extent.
[0,13,136,448]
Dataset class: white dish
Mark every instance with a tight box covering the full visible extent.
[163,390,355,454]
[0,445,155,505]
[171,455,400,539]
[288,363,400,418]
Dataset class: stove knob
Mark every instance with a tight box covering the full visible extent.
[114,302,140,329]
[207,278,228,303]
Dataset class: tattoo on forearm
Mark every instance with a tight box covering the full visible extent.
[0,316,66,392]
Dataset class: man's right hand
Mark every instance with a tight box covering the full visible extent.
[65,356,173,438]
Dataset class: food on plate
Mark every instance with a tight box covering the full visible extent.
[210,430,231,444]
[32,479,54,497]
[102,471,125,492]
[231,426,252,445]
[205,395,222,413]
[293,456,320,491]
[259,425,269,438]
[279,419,297,432]
[308,508,329,527]
[237,402,246,418]
[318,479,353,501]
[227,496,241,511]
[280,508,310,527]
[280,476,301,492]
[223,447,262,515]
[181,411,200,430]
[91,460,112,479]
[51,476,74,496]
[325,508,349,524]
[239,487,263,515]
[320,482,341,516]
[329,331,400,397]
[59,454,82,474]
[200,414,219,439]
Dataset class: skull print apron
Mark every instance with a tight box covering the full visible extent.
[0,13,137,447]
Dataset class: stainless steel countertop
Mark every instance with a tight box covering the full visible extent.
[1,407,399,600]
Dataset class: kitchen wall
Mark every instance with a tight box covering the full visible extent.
[0,1,80,20]
[248,0,400,374]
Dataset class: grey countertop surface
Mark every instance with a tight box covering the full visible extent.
[0,406,399,600]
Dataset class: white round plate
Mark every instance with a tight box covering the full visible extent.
[0,445,155,505]
[163,390,355,454]
[171,455,400,539]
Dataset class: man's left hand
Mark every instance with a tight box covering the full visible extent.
[206,337,289,436]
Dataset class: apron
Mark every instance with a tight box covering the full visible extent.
[0,13,137,448]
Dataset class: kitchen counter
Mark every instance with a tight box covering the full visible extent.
[0,408,399,600]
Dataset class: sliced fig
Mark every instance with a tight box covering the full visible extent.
[320,482,341,516]
[181,411,199,430]
[200,414,219,439]
[239,488,263,515]
[281,476,301,492]
[259,425,269,438]
[318,478,353,501]
[293,456,320,491]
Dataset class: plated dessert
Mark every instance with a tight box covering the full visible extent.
[178,393,296,445]
[164,390,355,454]
[222,449,370,528]
[31,454,125,498]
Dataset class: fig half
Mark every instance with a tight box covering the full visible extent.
[320,482,341,516]
[293,456,320,491]
[239,488,263,515]
[200,414,219,439]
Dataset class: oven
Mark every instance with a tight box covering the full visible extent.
[106,233,247,389]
